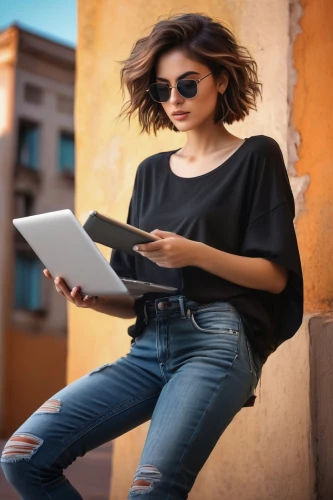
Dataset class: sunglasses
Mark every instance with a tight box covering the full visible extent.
[146,72,212,103]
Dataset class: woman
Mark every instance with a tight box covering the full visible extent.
[1,12,303,499]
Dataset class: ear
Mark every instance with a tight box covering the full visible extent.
[218,69,229,93]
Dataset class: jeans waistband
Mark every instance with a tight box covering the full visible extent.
[141,295,238,322]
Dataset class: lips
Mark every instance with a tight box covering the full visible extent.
[172,112,190,121]
[172,111,189,116]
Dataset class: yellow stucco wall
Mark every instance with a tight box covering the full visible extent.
[73,0,332,498]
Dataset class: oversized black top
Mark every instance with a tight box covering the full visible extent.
[110,135,304,361]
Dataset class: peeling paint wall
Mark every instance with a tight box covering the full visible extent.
[293,0,333,313]
[287,0,310,218]
[293,2,333,494]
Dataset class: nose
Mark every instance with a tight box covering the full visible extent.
[169,85,184,104]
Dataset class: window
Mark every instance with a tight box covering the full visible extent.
[14,192,34,218]
[14,253,43,310]
[57,95,74,115]
[24,84,43,105]
[17,120,40,170]
[58,131,75,174]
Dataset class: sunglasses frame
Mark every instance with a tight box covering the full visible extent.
[146,72,212,103]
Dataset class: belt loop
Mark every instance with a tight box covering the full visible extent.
[179,296,186,319]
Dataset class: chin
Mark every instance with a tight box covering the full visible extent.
[172,122,194,132]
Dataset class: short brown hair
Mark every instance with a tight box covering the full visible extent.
[117,12,263,136]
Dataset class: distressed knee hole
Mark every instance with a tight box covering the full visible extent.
[130,465,161,494]
[34,398,62,414]
[1,433,43,463]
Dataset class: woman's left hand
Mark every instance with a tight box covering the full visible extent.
[133,229,200,268]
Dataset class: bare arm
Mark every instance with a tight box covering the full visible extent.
[135,232,288,295]
[90,294,136,319]
[191,242,288,294]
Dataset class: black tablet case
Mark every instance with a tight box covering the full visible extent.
[83,211,157,256]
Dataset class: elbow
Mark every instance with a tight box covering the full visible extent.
[271,270,289,294]
[271,283,286,295]
[262,260,288,294]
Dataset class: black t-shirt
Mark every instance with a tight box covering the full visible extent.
[110,135,304,361]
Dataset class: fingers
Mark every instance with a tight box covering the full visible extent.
[54,278,96,308]
[133,240,163,253]
[43,269,53,280]
[54,277,75,303]
[82,295,98,307]
[70,286,84,305]
[44,270,96,308]
[69,287,97,308]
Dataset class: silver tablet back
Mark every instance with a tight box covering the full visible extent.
[13,209,129,297]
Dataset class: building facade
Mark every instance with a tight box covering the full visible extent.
[0,25,75,436]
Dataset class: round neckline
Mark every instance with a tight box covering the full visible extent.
[166,137,251,180]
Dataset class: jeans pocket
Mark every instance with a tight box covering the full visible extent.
[190,308,241,336]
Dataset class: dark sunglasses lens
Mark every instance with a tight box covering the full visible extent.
[178,79,197,98]
[149,83,169,102]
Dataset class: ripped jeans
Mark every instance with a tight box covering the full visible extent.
[1,296,263,499]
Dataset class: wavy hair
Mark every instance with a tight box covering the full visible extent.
[116,12,263,135]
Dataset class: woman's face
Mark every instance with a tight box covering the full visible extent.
[154,49,227,132]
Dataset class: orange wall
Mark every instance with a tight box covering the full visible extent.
[4,329,67,437]
[293,0,333,312]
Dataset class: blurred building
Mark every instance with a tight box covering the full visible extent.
[0,24,75,437]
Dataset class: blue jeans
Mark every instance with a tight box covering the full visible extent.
[1,295,263,499]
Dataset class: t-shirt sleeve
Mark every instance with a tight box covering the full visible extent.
[109,173,138,280]
[241,137,304,343]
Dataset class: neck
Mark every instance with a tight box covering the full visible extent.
[181,121,238,158]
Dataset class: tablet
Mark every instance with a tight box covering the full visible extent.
[13,209,130,297]
[83,210,160,255]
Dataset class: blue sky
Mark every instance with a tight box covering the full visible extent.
[0,0,77,47]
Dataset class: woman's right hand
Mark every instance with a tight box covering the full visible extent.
[43,269,98,308]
